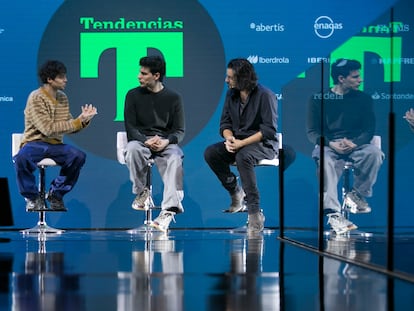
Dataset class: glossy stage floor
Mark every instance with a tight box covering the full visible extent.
[1,226,414,311]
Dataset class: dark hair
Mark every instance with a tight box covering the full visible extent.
[38,60,67,84]
[227,58,258,91]
[331,58,361,84]
[139,55,166,82]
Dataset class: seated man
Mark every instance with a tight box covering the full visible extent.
[204,58,295,233]
[123,55,185,233]
[306,58,384,235]
[13,60,97,211]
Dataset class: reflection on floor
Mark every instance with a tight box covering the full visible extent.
[0,228,413,311]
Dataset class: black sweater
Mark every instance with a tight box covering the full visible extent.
[124,86,185,144]
[306,89,375,146]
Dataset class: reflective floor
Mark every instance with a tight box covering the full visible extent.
[0,227,414,311]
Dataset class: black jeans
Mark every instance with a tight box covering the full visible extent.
[204,141,275,214]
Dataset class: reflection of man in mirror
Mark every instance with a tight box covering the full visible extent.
[306,58,384,235]
[120,236,183,311]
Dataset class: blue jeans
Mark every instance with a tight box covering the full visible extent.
[13,141,86,200]
[204,141,275,214]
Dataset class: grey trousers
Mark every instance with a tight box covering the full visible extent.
[124,140,184,211]
[312,144,384,212]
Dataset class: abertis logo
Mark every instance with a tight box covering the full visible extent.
[38,0,225,160]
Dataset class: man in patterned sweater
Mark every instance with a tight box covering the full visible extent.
[13,60,97,211]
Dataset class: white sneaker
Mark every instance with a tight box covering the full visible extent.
[327,212,357,235]
[132,188,150,210]
[247,211,265,233]
[344,190,371,214]
[150,210,176,233]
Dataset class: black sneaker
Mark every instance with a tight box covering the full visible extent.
[46,191,67,211]
[247,211,265,233]
[25,196,43,211]
[228,187,245,213]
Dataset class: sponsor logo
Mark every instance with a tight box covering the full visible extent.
[0,96,13,102]
[372,92,414,100]
[377,58,414,65]
[249,22,285,32]
[307,57,330,64]
[362,21,409,34]
[247,55,290,64]
[313,93,343,100]
[79,17,183,30]
[314,15,343,39]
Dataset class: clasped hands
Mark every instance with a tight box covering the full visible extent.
[78,104,98,123]
[224,136,243,153]
[329,138,356,154]
[145,135,169,152]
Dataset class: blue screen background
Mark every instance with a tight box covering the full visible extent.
[1,0,412,231]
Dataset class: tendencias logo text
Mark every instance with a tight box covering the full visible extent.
[80,17,184,30]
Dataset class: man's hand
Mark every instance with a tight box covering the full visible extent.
[329,138,355,154]
[404,108,414,127]
[145,135,169,152]
[224,136,243,153]
[78,104,98,123]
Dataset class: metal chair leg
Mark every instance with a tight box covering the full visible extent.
[341,163,352,220]
[128,160,158,235]
[337,163,372,238]
[21,165,64,235]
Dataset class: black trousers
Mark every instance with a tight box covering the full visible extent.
[204,141,275,214]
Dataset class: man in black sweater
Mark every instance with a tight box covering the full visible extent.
[306,58,384,235]
[123,56,185,233]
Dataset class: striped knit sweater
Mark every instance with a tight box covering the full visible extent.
[21,87,86,146]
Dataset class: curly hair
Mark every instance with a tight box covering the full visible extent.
[227,58,258,91]
[38,60,67,84]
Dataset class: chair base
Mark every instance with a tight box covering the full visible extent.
[324,229,373,239]
[21,221,64,235]
[127,223,156,235]
[229,225,275,235]
[127,204,160,234]
[26,208,68,212]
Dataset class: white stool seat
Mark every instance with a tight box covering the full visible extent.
[37,158,57,167]
[258,157,279,166]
